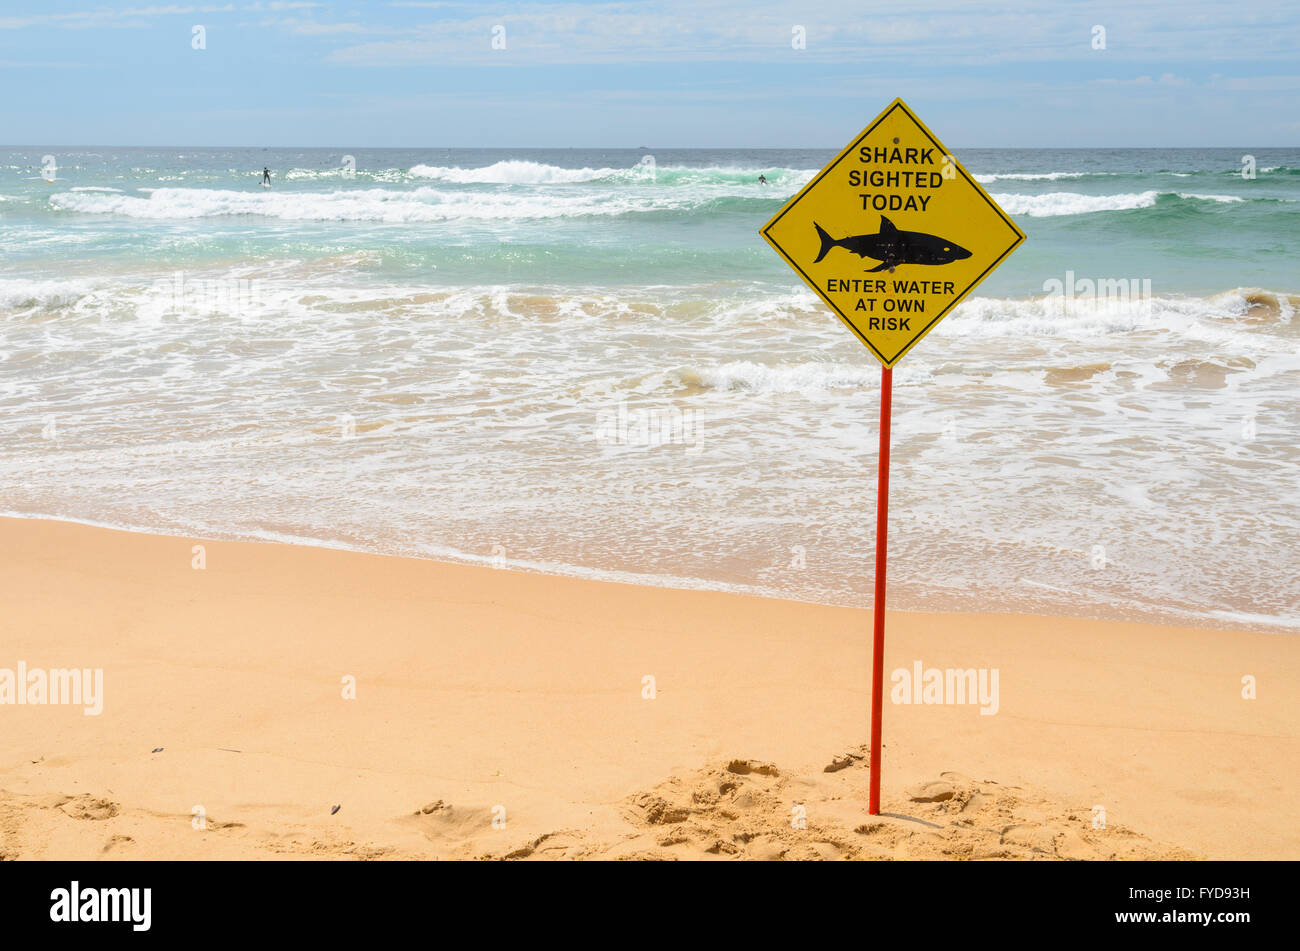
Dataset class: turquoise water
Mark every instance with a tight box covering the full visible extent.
[3,147,1299,291]
[1,147,1298,629]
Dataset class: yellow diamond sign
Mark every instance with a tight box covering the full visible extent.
[761,98,1026,367]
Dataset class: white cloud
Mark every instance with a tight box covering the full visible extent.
[294,0,1300,67]
[0,5,236,30]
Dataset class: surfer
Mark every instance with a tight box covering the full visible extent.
[758,174,768,185]
[262,167,271,186]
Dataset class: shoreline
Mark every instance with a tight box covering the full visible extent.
[1,515,1296,860]
[3,511,1293,636]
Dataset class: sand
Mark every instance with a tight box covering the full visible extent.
[0,516,1295,860]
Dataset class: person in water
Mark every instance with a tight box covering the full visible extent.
[262,167,271,185]
[758,174,768,185]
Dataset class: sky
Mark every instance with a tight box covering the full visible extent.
[3,0,1298,147]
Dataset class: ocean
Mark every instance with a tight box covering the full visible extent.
[2,146,1297,630]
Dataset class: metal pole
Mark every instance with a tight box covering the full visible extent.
[869,365,892,815]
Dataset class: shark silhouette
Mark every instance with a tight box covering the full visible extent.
[813,216,972,272]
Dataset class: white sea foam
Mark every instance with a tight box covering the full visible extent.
[944,292,1237,338]
[407,160,814,188]
[0,277,96,309]
[409,160,620,184]
[1176,192,1245,203]
[975,171,1095,182]
[40,162,816,222]
[990,190,1160,216]
[3,267,1296,631]
[47,175,790,221]
[688,360,879,395]
[991,190,1254,217]
[48,185,674,222]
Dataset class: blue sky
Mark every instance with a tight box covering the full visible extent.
[3,0,1298,147]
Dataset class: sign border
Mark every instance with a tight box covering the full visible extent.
[760,98,1027,367]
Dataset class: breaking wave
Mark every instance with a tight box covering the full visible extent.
[990,190,1258,217]
[976,171,1098,182]
[47,185,676,222]
[409,160,622,184]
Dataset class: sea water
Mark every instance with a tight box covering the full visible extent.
[1,147,1297,629]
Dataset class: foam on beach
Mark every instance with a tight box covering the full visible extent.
[1,263,1296,629]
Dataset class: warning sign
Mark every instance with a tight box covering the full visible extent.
[760,98,1026,367]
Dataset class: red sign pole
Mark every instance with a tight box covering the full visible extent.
[869,365,893,815]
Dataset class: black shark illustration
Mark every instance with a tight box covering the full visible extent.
[813,216,972,272]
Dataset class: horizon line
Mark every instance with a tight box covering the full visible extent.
[3,143,1298,151]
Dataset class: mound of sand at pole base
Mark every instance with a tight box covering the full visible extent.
[413,751,1193,861]
[1,749,1190,861]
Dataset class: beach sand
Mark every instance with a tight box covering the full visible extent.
[0,515,1295,860]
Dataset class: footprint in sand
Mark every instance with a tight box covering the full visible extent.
[406,799,506,846]
[58,795,119,821]
[907,781,956,803]
[632,794,692,825]
[101,834,134,854]
[502,831,584,860]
